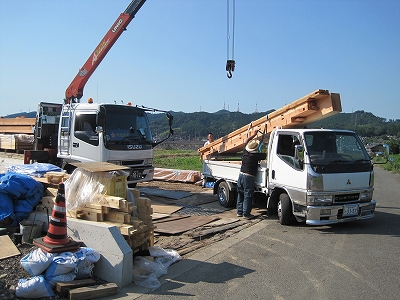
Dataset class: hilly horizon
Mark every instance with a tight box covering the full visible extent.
[3,109,400,141]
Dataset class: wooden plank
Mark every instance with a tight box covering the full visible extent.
[198,89,342,159]
[68,282,118,300]
[55,279,97,297]
[93,195,124,209]
[0,235,20,260]
[152,215,190,223]
[151,212,171,220]
[82,203,110,214]
[104,211,129,223]
[0,118,36,126]
[70,162,130,172]
[154,215,219,234]
[151,204,183,214]
[118,225,137,236]
[0,126,34,134]
[153,168,201,183]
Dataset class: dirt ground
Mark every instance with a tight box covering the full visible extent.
[136,180,268,257]
[0,152,269,257]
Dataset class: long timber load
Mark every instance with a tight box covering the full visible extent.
[0,117,35,134]
[198,89,342,160]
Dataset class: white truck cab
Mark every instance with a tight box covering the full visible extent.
[33,101,173,186]
[202,128,387,225]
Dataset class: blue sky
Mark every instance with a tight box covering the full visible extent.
[1,0,399,120]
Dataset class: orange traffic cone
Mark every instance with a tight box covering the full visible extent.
[34,182,80,253]
[42,182,70,245]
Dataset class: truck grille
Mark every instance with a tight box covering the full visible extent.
[121,160,144,166]
[334,193,359,203]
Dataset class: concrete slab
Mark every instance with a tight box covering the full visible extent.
[67,218,133,288]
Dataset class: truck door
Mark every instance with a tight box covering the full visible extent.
[34,102,62,150]
[269,132,306,197]
[70,112,102,162]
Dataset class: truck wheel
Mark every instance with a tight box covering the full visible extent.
[278,193,293,225]
[218,181,235,207]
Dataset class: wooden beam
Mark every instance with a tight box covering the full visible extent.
[198,89,342,159]
[0,118,35,134]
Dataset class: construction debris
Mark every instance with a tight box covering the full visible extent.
[153,167,201,183]
[0,133,34,151]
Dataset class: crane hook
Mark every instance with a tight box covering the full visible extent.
[226,59,235,78]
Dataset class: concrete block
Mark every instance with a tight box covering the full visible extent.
[67,218,133,288]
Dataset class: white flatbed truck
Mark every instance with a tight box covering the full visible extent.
[199,90,389,225]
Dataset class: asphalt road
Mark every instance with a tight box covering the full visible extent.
[110,166,400,300]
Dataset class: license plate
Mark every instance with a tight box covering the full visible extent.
[343,204,359,216]
[130,170,143,179]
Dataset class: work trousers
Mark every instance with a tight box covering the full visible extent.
[236,173,255,216]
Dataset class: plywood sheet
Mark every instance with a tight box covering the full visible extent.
[70,162,130,172]
[153,215,190,224]
[152,204,183,214]
[151,212,171,221]
[154,215,219,234]
[0,235,20,260]
[139,187,191,200]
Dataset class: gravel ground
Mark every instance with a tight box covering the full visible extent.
[0,240,109,300]
[0,179,211,299]
[0,152,225,299]
[0,242,66,300]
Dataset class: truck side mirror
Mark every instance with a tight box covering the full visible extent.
[295,145,304,161]
[95,126,103,133]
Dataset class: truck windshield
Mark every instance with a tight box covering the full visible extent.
[304,131,371,171]
[101,105,153,147]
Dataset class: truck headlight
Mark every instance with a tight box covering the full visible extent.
[108,160,122,165]
[308,195,333,205]
[143,158,153,165]
[359,190,373,202]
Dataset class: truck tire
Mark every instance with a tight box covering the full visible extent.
[218,181,235,208]
[278,193,293,225]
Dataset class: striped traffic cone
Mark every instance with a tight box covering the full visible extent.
[34,182,80,253]
[43,182,70,245]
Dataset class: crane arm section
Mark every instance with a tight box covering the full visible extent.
[65,0,146,103]
[198,89,342,160]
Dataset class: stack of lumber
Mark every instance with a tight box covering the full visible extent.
[198,89,342,160]
[0,133,34,151]
[38,186,155,253]
[0,117,35,134]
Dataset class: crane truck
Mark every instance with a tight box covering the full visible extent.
[199,89,389,225]
[27,0,174,186]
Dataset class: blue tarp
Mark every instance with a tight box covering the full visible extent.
[6,163,62,178]
[0,172,44,226]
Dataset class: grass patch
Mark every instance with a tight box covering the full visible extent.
[153,149,203,171]
[381,154,400,174]
[153,150,400,175]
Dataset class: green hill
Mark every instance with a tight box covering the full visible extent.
[5,109,400,142]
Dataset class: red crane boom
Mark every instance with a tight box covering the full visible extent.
[65,0,146,103]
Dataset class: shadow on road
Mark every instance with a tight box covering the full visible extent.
[313,210,400,237]
[147,260,255,297]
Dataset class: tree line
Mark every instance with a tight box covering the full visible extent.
[149,110,400,151]
[6,109,400,154]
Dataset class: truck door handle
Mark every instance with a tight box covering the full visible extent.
[272,170,275,179]
[73,142,79,148]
